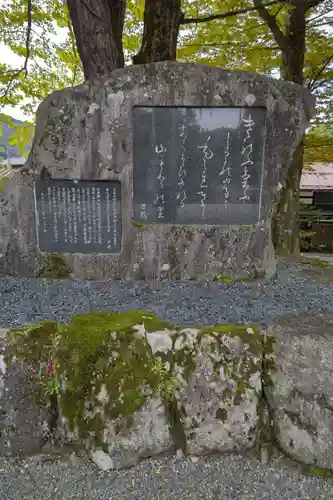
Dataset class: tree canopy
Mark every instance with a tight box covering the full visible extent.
[0,0,332,164]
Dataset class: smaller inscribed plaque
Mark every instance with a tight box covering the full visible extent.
[34,179,122,254]
[132,106,266,225]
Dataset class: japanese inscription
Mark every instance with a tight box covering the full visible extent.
[177,122,187,208]
[132,106,266,225]
[34,179,122,254]
[154,143,167,220]
[197,135,214,219]
[219,132,231,209]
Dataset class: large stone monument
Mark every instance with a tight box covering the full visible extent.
[0,62,314,280]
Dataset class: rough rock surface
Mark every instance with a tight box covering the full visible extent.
[0,328,48,456]
[0,62,314,280]
[267,313,333,470]
[0,312,264,468]
[100,397,173,469]
[4,310,333,473]
[174,326,263,455]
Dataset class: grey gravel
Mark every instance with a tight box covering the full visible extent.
[0,453,332,500]
[0,260,333,329]
[1,259,333,498]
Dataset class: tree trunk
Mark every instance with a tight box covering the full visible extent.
[272,3,307,255]
[133,0,182,64]
[67,0,126,81]
[271,141,304,255]
[280,4,306,85]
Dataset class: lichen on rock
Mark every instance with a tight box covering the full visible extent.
[5,311,179,462]
[266,313,333,471]
[36,253,71,278]
[0,176,8,193]
[173,324,264,455]
[5,310,267,467]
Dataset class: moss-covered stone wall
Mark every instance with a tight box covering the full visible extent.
[4,310,276,465]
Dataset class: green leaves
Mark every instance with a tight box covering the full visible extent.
[0,113,34,160]
[0,0,332,166]
[0,0,82,115]
[178,0,333,163]
[304,124,333,165]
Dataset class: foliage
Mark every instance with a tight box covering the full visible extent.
[298,203,333,252]
[0,0,332,173]
[0,113,34,160]
[177,0,333,164]
[0,0,82,115]
[304,125,333,166]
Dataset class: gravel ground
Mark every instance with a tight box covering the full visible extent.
[1,453,332,500]
[1,258,333,499]
[0,259,333,329]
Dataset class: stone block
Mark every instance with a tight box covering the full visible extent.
[0,330,48,457]
[267,313,333,470]
[0,62,315,280]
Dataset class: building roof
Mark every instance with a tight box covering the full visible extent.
[300,163,333,191]
[0,166,18,180]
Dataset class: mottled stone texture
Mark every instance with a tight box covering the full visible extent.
[174,327,263,456]
[0,329,48,457]
[4,312,333,472]
[267,314,333,470]
[0,62,314,280]
[0,319,263,466]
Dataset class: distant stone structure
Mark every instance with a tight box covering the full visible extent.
[0,62,314,280]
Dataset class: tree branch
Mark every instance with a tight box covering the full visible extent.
[24,0,32,77]
[0,0,32,101]
[252,0,286,49]
[67,8,81,86]
[307,53,333,90]
[181,0,281,25]
[306,11,325,24]
[184,42,280,51]
[304,0,326,10]
[308,19,333,28]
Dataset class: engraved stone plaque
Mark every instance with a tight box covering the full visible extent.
[34,179,122,254]
[132,106,266,225]
[0,62,313,281]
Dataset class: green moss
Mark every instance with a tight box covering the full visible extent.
[164,399,187,453]
[0,176,8,192]
[216,408,228,422]
[6,311,270,454]
[296,258,333,269]
[255,398,274,461]
[254,329,277,461]
[200,324,262,356]
[6,310,179,448]
[262,333,277,381]
[133,222,145,228]
[302,465,333,481]
[214,275,234,283]
[213,274,263,283]
[222,388,233,401]
[6,320,59,361]
[36,253,71,278]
